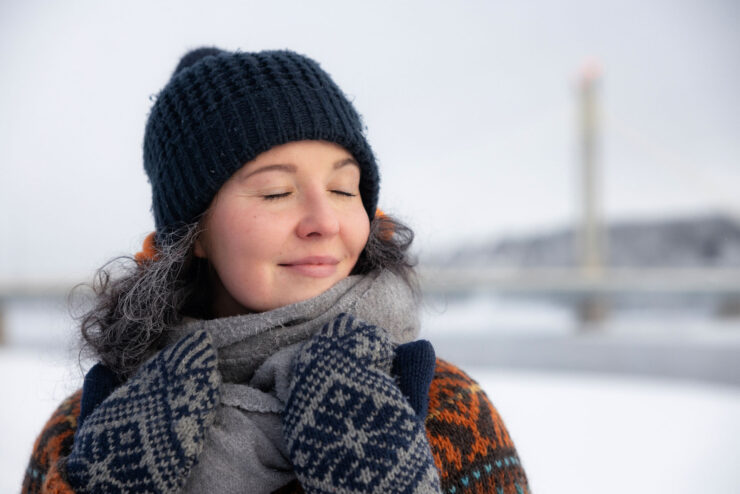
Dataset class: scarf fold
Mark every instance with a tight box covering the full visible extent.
[175,270,420,494]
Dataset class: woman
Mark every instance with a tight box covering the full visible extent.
[22,47,529,494]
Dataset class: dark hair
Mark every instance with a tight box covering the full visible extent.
[77,214,415,379]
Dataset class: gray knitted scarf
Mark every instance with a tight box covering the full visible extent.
[170,270,420,494]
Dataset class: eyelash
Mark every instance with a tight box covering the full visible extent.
[261,190,356,201]
[331,190,356,197]
[263,192,291,201]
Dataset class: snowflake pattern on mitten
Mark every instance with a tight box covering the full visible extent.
[283,313,441,494]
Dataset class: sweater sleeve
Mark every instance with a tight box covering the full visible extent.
[21,390,81,494]
[425,359,530,494]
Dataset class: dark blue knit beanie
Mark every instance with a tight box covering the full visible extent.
[143,47,379,244]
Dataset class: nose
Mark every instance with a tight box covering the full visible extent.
[295,191,340,239]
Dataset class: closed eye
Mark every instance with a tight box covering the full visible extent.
[263,192,292,200]
[331,190,357,197]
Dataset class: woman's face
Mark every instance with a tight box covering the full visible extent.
[194,140,371,316]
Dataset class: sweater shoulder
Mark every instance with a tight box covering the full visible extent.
[22,390,81,494]
[425,358,530,494]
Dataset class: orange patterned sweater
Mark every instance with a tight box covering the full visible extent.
[22,359,529,494]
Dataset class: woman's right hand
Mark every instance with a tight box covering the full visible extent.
[65,330,221,494]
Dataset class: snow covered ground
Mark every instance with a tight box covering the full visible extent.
[3,347,739,494]
[2,349,82,494]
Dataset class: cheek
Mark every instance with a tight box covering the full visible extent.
[207,212,283,306]
[245,212,296,257]
[345,213,371,258]
[208,209,279,267]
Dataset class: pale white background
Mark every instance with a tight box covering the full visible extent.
[1,0,739,282]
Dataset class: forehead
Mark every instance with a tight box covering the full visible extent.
[234,140,359,181]
[255,140,352,162]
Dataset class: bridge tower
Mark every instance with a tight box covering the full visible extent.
[577,61,609,325]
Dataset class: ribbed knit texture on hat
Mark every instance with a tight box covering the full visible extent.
[143,48,379,244]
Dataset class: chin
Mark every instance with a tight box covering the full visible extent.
[282,281,340,306]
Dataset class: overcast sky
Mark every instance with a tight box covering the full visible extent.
[1,0,738,281]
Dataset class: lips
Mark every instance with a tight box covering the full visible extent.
[279,256,340,278]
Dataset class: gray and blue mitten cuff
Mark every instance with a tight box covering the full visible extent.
[283,313,441,494]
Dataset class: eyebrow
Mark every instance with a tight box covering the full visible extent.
[241,163,296,180]
[240,157,359,180]
[334,157,360,169]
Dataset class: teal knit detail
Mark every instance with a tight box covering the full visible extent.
[446,456,524,493]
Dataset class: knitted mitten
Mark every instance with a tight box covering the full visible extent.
[283,313,442,494]
[392,339,436,420]
[65,330,221,494]
[77,362,120,429]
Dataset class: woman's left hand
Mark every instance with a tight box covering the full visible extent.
[282,313,441,494]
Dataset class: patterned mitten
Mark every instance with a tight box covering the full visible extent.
[65,330,221,494]
[283,313,442,494]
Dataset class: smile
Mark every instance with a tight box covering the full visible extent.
[279,256,340,278]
